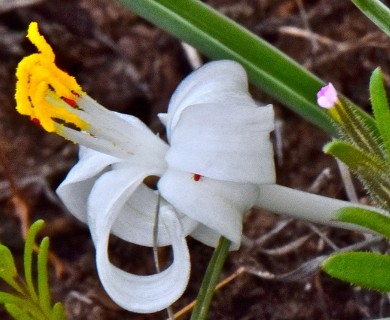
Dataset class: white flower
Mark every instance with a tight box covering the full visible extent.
[15,22,275,313]
[55,61,275,312]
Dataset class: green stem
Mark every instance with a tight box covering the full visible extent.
[190,237,231,320]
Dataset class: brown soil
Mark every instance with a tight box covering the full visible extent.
[0,0,389,319]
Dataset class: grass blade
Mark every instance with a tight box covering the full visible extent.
[190,237,231,320]
[118,0,364,135]
[351,0,390,38]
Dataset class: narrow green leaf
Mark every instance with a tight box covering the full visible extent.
[24,220,45,303]
[37,237,51,317]
[0,245,17,278]
[0,292,29,306]
[0,244,24,293]
[336,207,390,239]
[322,252,390,292]
[5,303,34,320]
[52,302,66,320]
[0,293,45,319]
[351,0,390,38]
[370,67,390,157]
[117,0,375,135]
[190,237,231,320]
[323,140,383,172]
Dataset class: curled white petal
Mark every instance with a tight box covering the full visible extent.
[86,164,195,246]
[166,102,275,184]
[56,146,122,223]
[165,60,257,139]
[92,204,190,313]
[158,168,258,248]
[110,181,199,246]
[57,109,168,224]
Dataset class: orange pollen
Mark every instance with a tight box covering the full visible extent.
[61,97,77,108]
[193,174,201,182]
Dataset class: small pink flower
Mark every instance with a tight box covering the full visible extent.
[317,83,338,109]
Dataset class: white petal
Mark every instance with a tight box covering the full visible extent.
[111,183,199,246]
[92,202,190,313]
[166,102,275,184]
[189,224,234,249]
[158,113,168,127]
[158,168,258,247]
[166,60,256,138]
[87,165,197,246]
[56,146,122,223]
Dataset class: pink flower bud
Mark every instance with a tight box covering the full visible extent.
[317,83,338,109]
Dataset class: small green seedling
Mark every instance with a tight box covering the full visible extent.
[0,220,66,320]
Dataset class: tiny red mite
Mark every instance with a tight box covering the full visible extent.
[61,97,77,108]
[193,174,201,181]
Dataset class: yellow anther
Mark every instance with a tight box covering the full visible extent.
[27,22,55,62]
[15,22,88,133]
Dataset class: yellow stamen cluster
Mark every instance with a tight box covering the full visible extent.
[15,22,88,133]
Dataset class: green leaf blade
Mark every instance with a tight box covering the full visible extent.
[117,0,378,137]
[0,244,23,293]
[37,237,51,318]
[190,237,231,320]
[0,293,45,319]
[52,302,66,320]
[323,140,383,171]
[5,303,34,320]
[24,220,45,303]
[118,0,335,135]
[370,67,390,157]
[322,252,390,292]
[336,207,390,239]
[352,0,390,38]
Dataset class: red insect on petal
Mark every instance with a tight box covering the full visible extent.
[193,174,201,182]
[61,97,77,108]
[31,118,40,126]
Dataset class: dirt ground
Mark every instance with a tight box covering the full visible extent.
[0,0,390,319]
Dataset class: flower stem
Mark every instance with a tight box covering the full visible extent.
[190,236,231,320]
